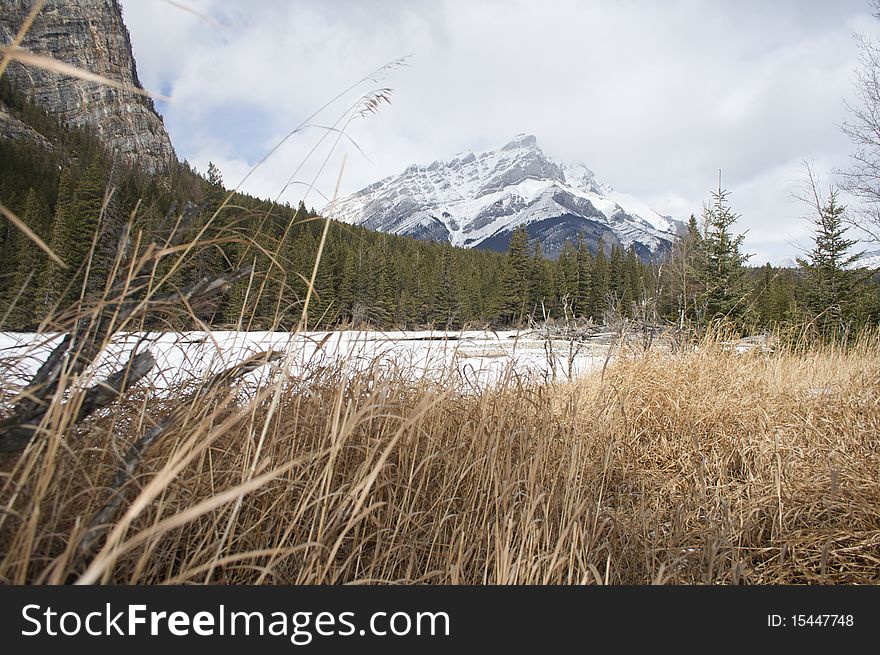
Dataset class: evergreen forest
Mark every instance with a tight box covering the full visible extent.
[2,79,878,336]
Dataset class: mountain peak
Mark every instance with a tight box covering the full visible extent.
[330,135,682,260]
[502,133,539,151]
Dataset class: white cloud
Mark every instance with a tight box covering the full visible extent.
[121,0,880,259]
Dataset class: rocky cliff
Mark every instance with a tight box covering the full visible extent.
[0,0,175,172]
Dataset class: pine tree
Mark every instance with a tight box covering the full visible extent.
[796,189,865,334]
[609,243,625,302]
[499,227,532,325]
[529,240,552,319]
[556,239,579,314]
[751,263,776,328]
[431,244,457,327]
[41,167,84,308]
[2,188,51,328]
[624,245,643,315]
[575,237,593,318]
[590,240,610,321]
[205,161,225,207]
[695,181,750,322]
[369,236,395,325]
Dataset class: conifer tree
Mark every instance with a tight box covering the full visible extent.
[624,245,643,314]
[796,188,865,333]
[2,188,51,328]
[576,237,593,318]
[205,161,225,207]
[768,270,800,327]
[695,181,750,322]
[369,236,395,325]
[338,250,357,321]
[41,167,79,308]
[432,244,457,327]
[557,239,579,313]
[750,263,775,327]
[309,227,340,326]
[529,240,552,318]
[500,227,532,325]
[609,243,625,302]
[52,156,110,300]
[590,240,610,321]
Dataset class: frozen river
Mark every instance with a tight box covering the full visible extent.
[0,329,612,393]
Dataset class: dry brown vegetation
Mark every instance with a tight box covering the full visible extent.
[1,5,878,585]
[1,327,878,585]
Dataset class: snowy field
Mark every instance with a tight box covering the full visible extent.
[0,330,611,394]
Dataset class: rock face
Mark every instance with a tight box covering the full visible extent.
[0,104,55,150]
[0,0,175,172]
[329,134,684,260]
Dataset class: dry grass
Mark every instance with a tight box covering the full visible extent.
[1,329,878,585]
[1,4,877,585]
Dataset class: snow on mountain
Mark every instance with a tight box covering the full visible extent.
[769,249,880,270]
[768,256,798,269]
[326,134,684,260]
[859,249,880,270]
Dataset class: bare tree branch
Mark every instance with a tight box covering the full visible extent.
[74,350,283,563]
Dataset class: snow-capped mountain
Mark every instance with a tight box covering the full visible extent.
[858,249,880,270]
[769,249,880,270]
[327,134,684,259]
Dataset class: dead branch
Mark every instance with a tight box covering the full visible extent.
[0,200,251,454]
[73,349,283,564]
[0,350,156,453]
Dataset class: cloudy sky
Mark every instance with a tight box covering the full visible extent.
[121,0,880,263]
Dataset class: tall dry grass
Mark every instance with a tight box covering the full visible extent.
[1,4,877,585]
[1,327,878,585]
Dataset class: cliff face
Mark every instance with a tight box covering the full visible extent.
[0,0,175,172]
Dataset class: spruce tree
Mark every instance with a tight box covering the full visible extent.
[695,182,750,322]
[609,244,625,302]
[624,245,643,314]
[2,188,51,329]
[576,237,593,318]
[369,236,394,325]
[796,189,865,334]
[55,156,108,301]
[205,161,225,207]
[590,240,610,321]
[431,244,457,327]
[557,239,579,315]
[41,167,80,308]
[499,227,532,325]
[529,240,552,319]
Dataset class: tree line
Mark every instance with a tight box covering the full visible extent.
[1,78,878,335]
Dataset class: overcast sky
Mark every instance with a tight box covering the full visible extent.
[121,0,880,263]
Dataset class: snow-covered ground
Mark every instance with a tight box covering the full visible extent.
[0,330,610,394]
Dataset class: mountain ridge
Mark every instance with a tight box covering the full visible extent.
[328,133,684,260]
